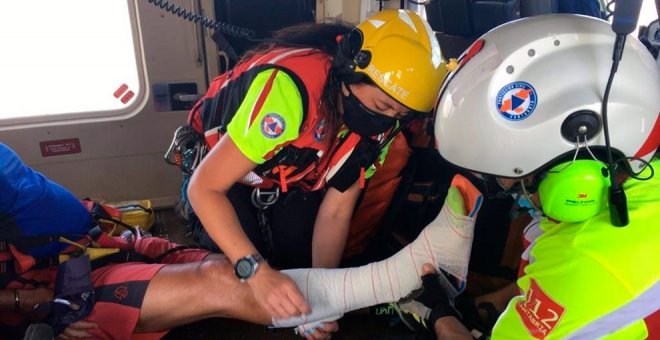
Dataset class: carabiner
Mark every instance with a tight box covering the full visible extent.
[250,187,280,209]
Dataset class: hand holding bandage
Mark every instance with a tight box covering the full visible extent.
[273,175,483,331]
[398,263,462,330]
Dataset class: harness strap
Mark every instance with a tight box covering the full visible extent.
[86,250,158,270]
[257,208,275,259]
[359,167,366,189]
[153,245,202,263]
[8,236,59,254]
[2,275,50,289]
[277,166,289,192]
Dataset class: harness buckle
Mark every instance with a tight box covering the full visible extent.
[250,187,280,209]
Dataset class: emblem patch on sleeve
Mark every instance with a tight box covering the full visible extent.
[516,278,566,339]
[261,113,286,138]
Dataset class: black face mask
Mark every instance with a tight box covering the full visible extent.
[341,87,397,136]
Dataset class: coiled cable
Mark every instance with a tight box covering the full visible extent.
[146,0,256,40]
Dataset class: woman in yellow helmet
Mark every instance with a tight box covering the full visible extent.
[183,9,448,322]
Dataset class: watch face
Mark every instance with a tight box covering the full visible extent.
[236,258,253,278]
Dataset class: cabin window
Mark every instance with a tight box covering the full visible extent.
[0,1,143,125]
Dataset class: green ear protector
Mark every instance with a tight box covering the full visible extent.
[538,160,611,223]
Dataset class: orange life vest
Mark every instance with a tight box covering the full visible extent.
[188,47,374,192]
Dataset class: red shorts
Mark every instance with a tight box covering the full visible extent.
[2,237,211,340]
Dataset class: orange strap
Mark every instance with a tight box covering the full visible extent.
[359,167,366,189]
[204,129,222,149]
[9,245,36,273]
[277,166,288,192]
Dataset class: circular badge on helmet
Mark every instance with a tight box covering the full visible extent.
[261,113,286,139]
[495,82,537,121]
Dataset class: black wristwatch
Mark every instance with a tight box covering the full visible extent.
[234,253,264,282]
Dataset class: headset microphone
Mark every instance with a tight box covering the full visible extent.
[603,0,644,226]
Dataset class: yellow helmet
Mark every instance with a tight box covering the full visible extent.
[336,10,448,113]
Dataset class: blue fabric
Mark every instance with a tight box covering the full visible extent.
[0,143,95,257]
[557,0,603,18]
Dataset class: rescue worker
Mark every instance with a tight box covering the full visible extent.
[421,14,660,339]
[184,10,449,320]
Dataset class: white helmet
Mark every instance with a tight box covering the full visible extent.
[435,14,660,178]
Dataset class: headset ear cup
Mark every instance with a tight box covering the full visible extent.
[539,160,610,223]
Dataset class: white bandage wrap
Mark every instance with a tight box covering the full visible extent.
[273,180,482,328]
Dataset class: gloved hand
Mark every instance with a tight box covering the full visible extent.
[398,263,461,329]
[422,264,461,324]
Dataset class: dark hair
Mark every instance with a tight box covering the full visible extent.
[244,23,353,131]
[244,23,351,59]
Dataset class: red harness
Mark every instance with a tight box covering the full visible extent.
[189,48,369,192]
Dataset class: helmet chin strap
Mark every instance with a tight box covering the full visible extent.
[493,177,540,214]
[519,179,541,213]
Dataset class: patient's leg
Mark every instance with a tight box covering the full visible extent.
[274,175,482,328]
[135,254,271,333]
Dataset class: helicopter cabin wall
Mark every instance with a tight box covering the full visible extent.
[0,1,208,207]
[317,0,395,24]
[0,0,375,207]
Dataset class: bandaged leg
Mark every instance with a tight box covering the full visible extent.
[273,175,482,329]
